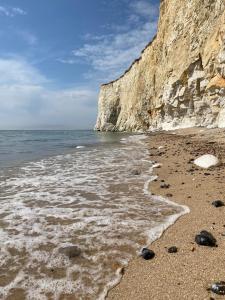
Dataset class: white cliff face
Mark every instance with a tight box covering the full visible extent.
[95,0,225,132]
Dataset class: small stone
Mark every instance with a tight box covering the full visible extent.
[120,267,125,275]
[212,200,224,208]
[141,248,155,260]
[168,246,178,253]
[195,230,217,247]
[191,247,195,252]
[155,165,161,169]
[160,183,170,189]
[211,281,225,295]
[166,193,173,197]
[59,246,81,259]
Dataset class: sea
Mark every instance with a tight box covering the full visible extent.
[0,130,188,300]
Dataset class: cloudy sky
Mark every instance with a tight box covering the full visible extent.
[0,0,159,129]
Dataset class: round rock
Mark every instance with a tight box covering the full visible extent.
[211,281,225,295]
[141,248,155,260]
[195,230,217,247]
[194,154,219,169]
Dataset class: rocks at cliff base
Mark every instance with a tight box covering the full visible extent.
[168,246,178,253]
[211,282,225,295]
[141,248,155,260]
[212,200,224,207]
[59,246,81,259]
[194,155,219,169]
[195,231,217,247]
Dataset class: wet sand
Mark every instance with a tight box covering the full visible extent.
[108,127,225,300]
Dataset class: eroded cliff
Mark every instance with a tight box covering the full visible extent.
[95,0,225,132]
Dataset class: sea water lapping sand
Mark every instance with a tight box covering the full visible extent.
[0,131,187,299]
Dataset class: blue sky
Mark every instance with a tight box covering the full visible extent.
[0,0,159,129]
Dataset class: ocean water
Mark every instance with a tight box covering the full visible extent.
[0,130,188,300]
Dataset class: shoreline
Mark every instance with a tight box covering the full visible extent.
[108,127,225,299]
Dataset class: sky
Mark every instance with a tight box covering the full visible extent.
[0,0,160,129]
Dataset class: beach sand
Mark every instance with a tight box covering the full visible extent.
[108,127,225,300]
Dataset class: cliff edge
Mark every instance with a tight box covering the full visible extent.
[95,0,225,132]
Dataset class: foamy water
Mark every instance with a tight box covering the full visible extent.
[0,134,188,299]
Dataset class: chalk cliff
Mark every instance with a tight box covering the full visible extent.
[95,0,225,132]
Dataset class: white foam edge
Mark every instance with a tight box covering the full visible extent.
[143,163,190,247]
[76,146,85,149]
[97,158,190,300]
[98,267,124,300]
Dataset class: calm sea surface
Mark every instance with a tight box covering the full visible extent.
[0,130,186,299]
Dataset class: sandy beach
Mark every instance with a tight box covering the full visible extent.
[108,127,225,300]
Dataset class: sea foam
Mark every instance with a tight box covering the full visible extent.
[0,134,188,299]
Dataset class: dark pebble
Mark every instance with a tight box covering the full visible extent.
[166,193,173,197]
[188,158,194,163]
[212,200,224,208]
[195,231,217,247]
[211,281,225,295]
[141,248,155,260]
[160,183,170,189]
[59,246,81,259]
[120,267,125,275]
[168,246,178,253]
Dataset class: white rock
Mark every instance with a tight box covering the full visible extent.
[194,154,219,169]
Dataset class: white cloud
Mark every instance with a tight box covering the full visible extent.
[0,58,46,85]
[0,58,97,129]
[0,6,26,17]
[73,22,156,77]
[17,30,38,46]
[130,1,159,19]
[61,0,159,82]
